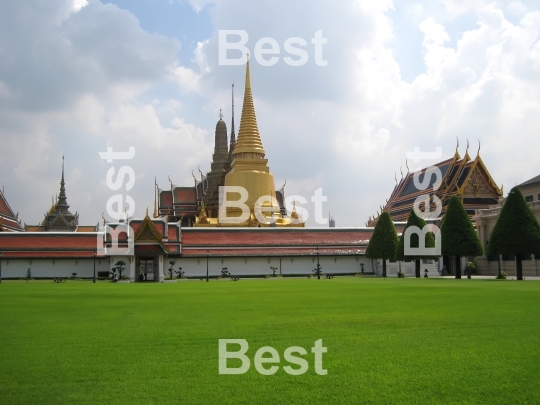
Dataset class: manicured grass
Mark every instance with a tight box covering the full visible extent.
[0,278,539,404]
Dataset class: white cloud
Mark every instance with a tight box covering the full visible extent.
[1,0,540,228]
[71,0,89,13]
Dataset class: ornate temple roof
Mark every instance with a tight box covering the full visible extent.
[39,157,79,232]
[367,142,502,226]
[0,189,24,232]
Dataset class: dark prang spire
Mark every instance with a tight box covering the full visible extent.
[57,155,70,211]
[38,155,78,231]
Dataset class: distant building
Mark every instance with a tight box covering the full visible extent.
[367,142,502,226]
[329,214,335,228]
[0,189,23,232]
[474,174,540,276]
[155,59,300,227]
[24,157,97,232]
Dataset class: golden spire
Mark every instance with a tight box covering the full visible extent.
[232,55,266,157]
[477,139,481,157]
[291,200,299,220]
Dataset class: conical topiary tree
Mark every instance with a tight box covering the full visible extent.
[488,187,540,280]
[395,208,438,277]
[440,196,483,279]
[366,211,399,277]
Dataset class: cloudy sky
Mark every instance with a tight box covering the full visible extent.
[1,0,539,228]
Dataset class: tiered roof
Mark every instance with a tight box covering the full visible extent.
[0,189,23,232]
[368,143,502,226]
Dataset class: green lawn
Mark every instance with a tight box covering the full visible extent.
[0,278,539,405]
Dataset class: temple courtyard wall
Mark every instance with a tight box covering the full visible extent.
[1,256,442,280]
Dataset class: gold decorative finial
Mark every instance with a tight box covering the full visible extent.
[219,108,223,120]
[400,166,403,178]
[501,184,504,196]
[291,199,299,220]
[465,138,469,157]
[168,175,173,190]
[405,159,410,173]
[232,53,266,158]
[456,137,459,153]
[146,207,149,217]
[395,173,397,184]
[191,170,197,185]
[477,139,481,157]
[198,166,204,183]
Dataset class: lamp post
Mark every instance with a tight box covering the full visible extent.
[0,251,3,284]
[93,250,96,283]
[206,250,209,282]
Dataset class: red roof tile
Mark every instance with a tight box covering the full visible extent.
[0,234,100,250]
[0,193,15,217]
[160,191,173,207]
[181,247,366,257]
[174,188,197,204]
[167,225,179,241]
[182,228,373,247]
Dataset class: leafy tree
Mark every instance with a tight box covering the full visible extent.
[440,196,483,279]
[488,187,540,280]
[366,211,399,277]
[395,209,438,278]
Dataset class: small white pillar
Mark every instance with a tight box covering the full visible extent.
[129,257,136,282]
[158,255,164,282]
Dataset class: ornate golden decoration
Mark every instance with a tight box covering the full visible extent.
[463,168,492,195]
[134,214,165,247]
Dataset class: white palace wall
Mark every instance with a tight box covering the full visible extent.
[1,258,111,279]
[155,255,372,278]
